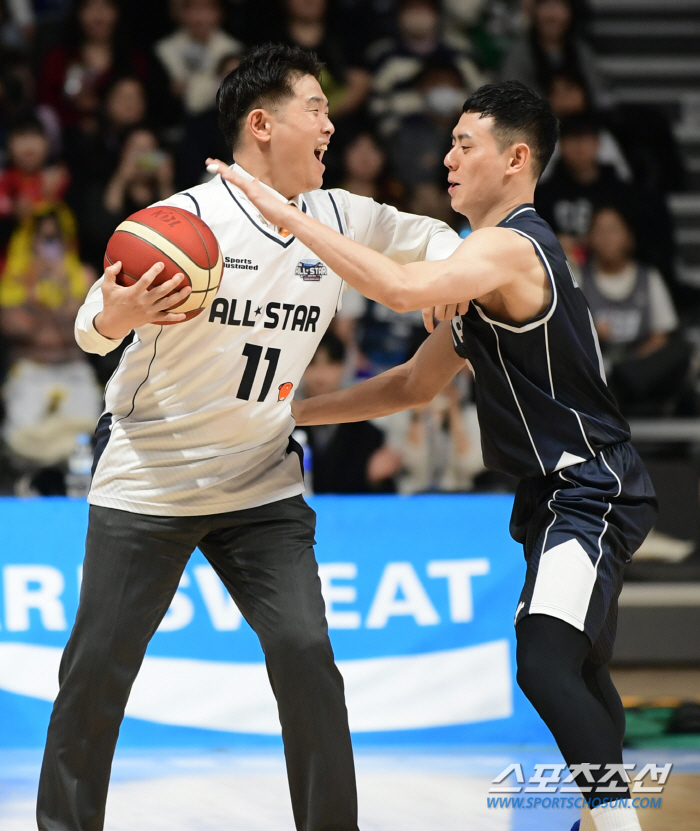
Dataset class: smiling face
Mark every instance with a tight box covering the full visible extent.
[443,111,532,218]
[265,73,334,196]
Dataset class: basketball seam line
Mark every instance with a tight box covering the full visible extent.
[107,245,219,312]
[173,205,214,293]
[112,229,194,288]
[119,218,210,273]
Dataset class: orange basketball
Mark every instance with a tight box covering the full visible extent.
[104,205,223,321]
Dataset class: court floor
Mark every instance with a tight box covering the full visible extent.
[1,747,698,831]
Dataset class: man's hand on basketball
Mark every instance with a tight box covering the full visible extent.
[93,260,192,339]
[206,158,297,232]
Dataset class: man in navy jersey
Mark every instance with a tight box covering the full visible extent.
[216,82,657,831]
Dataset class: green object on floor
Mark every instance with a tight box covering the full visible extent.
[624,707,700,748]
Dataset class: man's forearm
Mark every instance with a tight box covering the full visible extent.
[281,207,416,311]
[295,320,466,426]
[294,365,422,426]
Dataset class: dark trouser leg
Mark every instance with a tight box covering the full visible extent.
[516,614,629,804]
[37,506,203,831]
[199,496,358,831]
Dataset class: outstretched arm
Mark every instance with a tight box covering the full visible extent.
[207,160,531,313]
[293,321,466,426]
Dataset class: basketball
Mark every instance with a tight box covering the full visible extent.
[104,205,224,321]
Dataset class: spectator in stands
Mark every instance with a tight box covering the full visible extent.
[500,0,611,110]
[0,115,69,251]
[0,0,30,56]
[37,0,150,129]
[542,71,632,183]
[580,206,690,416]
[388,57,465,192]
[155,0,243,117]
[357,296,428,376]
[388,374,485,494]
[0,206,101,468]
[301,332,400,493]
[368,0,483,136]
[536,112,678,283]
[406,181,456,228]
[444,0,528,71]
[175,52,240,190]
[76,127,175,270]
[536,113,639,258]
[546,69,686,200]
[337,129,402,204]
[268,0,371,121]
[64,76,149,190]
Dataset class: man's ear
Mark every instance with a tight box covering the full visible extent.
[506,142,531,176]
[247,108,272,144]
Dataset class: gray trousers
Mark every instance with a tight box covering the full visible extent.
[36,497,358,831]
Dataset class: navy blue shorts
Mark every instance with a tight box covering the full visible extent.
[511,442,657,665]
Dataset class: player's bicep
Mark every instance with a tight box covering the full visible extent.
[402,228,532,309]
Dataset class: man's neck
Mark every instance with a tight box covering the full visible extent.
[467,191,535,231]
[233,153,299,200]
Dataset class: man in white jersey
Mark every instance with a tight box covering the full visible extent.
[36,44,461,831]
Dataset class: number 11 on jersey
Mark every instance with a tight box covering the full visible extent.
[236,343,281,402]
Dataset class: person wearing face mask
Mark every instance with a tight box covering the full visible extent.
[0,206,101,470]
[500,0,611,112]
[367,0,484,136]
[388,58,467,191]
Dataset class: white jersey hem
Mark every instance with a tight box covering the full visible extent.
[87,482,307,517]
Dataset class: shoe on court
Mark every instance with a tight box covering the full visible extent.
[570,822,581,831]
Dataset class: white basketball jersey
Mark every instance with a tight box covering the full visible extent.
[75,165,461,516]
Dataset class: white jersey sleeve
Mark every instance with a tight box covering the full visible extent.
[74,277,125,356]
[329,189,462,263]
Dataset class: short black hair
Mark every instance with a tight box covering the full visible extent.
[313,332,346,364]
[217,43,323,151]
[462,81,559,179]
[9,114,46,139]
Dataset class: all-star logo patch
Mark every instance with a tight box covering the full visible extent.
[295,259,327,281]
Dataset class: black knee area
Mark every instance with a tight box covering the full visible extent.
[264,626,334,672]
[516,614,592,713]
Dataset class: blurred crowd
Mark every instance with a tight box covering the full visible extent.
[0,0,695,497]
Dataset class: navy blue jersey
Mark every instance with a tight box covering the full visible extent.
[451,204,630,480]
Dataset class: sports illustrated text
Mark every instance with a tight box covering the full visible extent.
[487,762,672,806]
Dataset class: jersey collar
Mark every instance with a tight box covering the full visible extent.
[501,204,536,226]
[222,162,307,242]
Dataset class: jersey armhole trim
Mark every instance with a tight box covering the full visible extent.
[328,192,345,235]
[471,228,558,333]
[183,192,201,217]
[113,327,163,426]
[328,193,346,312]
